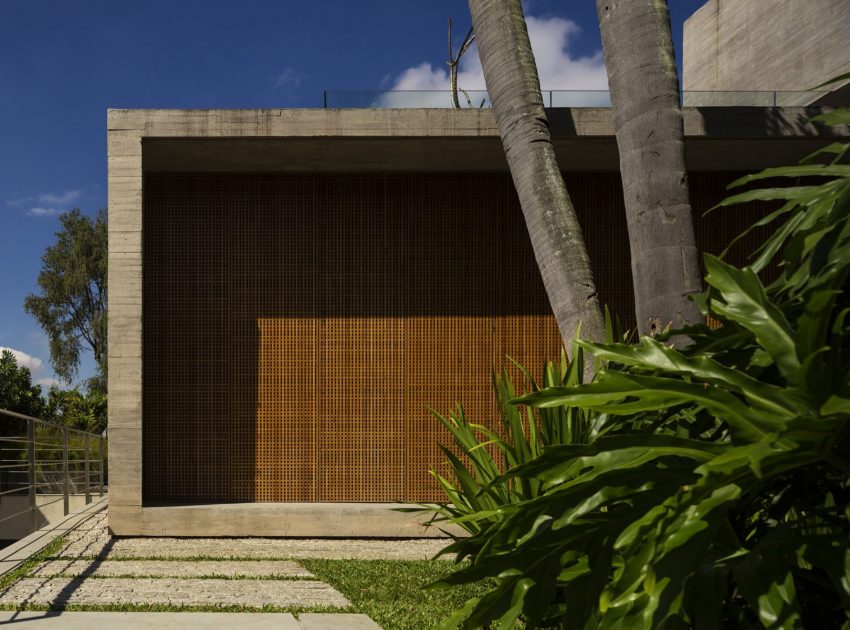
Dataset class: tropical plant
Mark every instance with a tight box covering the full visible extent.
[431,111,850,629]
[423,348,592,536]
[46,387,107,434]
[596,0,703,336]
[424,312,628,536]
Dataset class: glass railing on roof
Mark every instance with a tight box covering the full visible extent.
[322,90,831,109]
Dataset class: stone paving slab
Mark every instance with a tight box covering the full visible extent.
[299,612,382,629]
[0,611,303,629]
[0,577,350,608]
[30,559,313,579]
[61,531,452,561]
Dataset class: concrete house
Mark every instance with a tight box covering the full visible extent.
[106,106,847,537]
[107,0,850,537]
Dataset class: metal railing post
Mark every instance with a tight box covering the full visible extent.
[99,436,104,497]
[62,427,69,515]
[84,432,91,505]
[27,419,36,531]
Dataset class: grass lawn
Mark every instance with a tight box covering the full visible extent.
[302,558,490,630]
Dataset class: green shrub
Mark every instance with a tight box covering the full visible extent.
[431,111,850,629]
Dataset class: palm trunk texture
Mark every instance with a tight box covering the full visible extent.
[468,0,606,362]
[596,0,703,337]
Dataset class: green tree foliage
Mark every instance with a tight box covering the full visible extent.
[0,349,48,418]
[24,209,107,391]
[46,388,107,434]
[432,112,850,629]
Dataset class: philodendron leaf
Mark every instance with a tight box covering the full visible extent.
[518,370,773,440]
[813,108,850,126]
[729,164,850,186]
[576,336,801,418]
[821,395,850,416]
[734,545,802,629]
[704,255,802,385]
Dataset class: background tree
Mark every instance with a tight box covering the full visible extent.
[596,0,703,337]
[0,349,48,418]
[25,209,107,392]
[45,387,107,433]
[447,18,476,109]
[467,0,606,368]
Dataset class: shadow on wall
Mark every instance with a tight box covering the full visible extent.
[141,172,774,506]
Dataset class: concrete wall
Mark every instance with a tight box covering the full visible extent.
[0,494,93,540]
[684,0,850,95]
[108,107,848,537]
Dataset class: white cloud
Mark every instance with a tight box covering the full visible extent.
[0,347,44,373]
[7,189,81,218]
[8,190,80,207]
[35,190,80,205]
[26,207,63,217]
[380,15,609,108]
[273,68,305,90]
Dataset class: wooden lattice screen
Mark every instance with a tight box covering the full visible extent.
[142,172,767,504]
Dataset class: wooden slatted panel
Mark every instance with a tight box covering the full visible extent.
[143,176,231,502]
[142,172,772,504]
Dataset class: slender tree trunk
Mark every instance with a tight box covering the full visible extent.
[596,0,703,338]
[467,0,606,368]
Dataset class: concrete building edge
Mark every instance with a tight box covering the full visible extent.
[108,503,462,538]
[108,107,846,537]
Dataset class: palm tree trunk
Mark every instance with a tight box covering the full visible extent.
[596,0,703,338]
[467,0,606,367]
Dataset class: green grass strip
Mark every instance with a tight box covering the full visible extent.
[301,558,493,630]
[0,535,67,592]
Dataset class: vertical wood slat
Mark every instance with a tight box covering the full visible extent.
[142,172,769,503]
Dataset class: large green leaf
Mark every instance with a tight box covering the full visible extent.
[704,255,802,385]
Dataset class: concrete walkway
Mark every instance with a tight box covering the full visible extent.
[0,611,380,628]
[0,505,424,628]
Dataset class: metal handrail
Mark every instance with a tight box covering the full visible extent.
[0,408,107,533]
[320,88,833,109]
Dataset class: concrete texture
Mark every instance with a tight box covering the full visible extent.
[30,559,313,579]
[0,577,350,609]
[0,494,96,540]
[0,612,304,629]
[108,106,846,537]
[58,513,452,560]
[108,503,459,538]
[684,0,850,98]
[298,613,382,629]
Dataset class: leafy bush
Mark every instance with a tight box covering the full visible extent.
[432,111,850,629]
[423,348,594,536]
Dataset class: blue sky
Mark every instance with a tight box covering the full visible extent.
[0,0,707,388]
